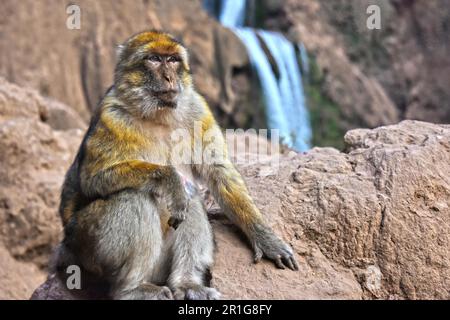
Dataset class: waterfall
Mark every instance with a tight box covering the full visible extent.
[299,43,310,76]
[203,0,312,151]
[219,0,247,27]
[234,29,292,146]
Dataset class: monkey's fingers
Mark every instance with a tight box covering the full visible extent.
[290,256,299,271]
[253,247,263,264]
[274,255,286,269]
[168,216,182,230]
[282,254,299,271]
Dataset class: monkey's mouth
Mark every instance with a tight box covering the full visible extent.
[153,90,178,108]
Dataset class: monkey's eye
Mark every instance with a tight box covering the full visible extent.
[147,55,161,63]
[167,56,181,63]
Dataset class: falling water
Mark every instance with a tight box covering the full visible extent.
[299,43,310,76]
[203,0,312,151]
[219,0,247,27]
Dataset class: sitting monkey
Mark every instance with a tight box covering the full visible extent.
[56,30,298,300]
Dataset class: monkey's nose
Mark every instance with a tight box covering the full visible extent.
[164,75,172,83]
[164,75,175,89]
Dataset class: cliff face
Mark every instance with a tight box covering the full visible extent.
[1,78,448,300]
[0,78,85,298]
[265,0,450,145]
[318,0,450,123]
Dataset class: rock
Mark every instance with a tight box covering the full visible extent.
[344,121,450,299]
[39,98,87,131]
[214,120,450,299]
[366,0,450,124]
[211,219,362,299]
[0,244,46,300]
[0,78,85,299]
[279,0,399,132]
[279,0,450,130]
[0,77,85,130]
[30,274,79,300]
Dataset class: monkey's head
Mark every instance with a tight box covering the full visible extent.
[114,30,192,118]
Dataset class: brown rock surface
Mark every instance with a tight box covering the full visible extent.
[277,0,399,131]
[277,0,450,128]
[0,244,46,300]
[213,120,450,299]
[0,78,85,299]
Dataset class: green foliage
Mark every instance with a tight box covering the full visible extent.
[303,56,346,150]
[320,1,392,70]
[252,1,267,28]
[244,0,268,28]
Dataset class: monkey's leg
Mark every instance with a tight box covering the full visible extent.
[160,196,221,300]
[66,190,173,300]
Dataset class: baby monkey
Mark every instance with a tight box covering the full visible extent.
[56,30,298,300]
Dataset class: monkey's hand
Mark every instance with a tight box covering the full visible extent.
[167,173,198,230]
[167,192,188,230]
[251,224,299,271]
[168,212,186,230]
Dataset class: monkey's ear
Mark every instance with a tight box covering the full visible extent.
[116,44,126,59]
[180,48,190,72]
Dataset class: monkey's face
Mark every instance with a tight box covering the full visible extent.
[142,53,182,109]
[115,31,192,118]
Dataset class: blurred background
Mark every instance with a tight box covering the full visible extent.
[1,0,449,151]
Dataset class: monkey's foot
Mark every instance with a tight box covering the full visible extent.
[115,283,173,300]
[173,285,221,300]
[252,224,299,271]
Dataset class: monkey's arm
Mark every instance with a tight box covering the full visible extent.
[80,160,188,221]
[193,123,298,270]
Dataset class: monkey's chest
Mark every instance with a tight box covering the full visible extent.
[139,132,196,183]
[137,121,196,183]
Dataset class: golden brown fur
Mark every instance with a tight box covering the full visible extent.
[56,30,297,300]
